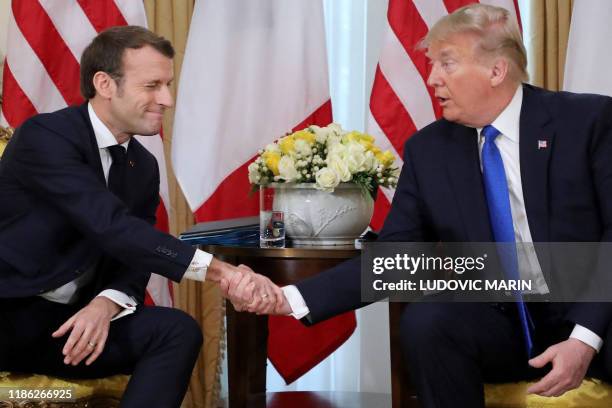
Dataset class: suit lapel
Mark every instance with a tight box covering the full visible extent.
[444,124,493,242]
[519,85,553,243]
[78,103,107,185]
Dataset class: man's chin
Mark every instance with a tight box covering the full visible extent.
[136,127,161,136]
[441,110,457,123]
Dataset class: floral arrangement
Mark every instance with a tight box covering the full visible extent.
[248,123,400,195]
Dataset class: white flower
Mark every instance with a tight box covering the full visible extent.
[248,162,261,184]
[328,153,352,182]
[326,123,343,136]
[345,141,368,173]
[310,125,330,144]
[315,167,340,192]
[327,142,346,157]
[363,151,379,173]
[265,143,280,153]
[326,133,342,147]
[278,156,299,182]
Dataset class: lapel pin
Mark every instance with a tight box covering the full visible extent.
[537,140,548,150]
[129,160,135,167]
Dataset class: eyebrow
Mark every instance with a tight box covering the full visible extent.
[144,79,173,85]
[425,48,457,60]
[439,50,457,59]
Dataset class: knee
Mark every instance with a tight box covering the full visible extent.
[172,310,204,350]
[155,308,203,352]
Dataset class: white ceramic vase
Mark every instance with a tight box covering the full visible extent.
[270,183,374,245]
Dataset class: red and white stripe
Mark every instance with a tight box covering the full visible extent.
[367,0,521,229]
[1,0,173,307]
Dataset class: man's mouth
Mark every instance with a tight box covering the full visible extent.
[437,96,449,106]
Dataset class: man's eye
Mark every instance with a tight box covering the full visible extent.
[145,84,157,89]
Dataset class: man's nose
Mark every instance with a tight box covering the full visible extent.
[427,65,441,88]
[157,85,174,108]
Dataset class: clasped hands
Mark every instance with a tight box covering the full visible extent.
[216,262,290,315]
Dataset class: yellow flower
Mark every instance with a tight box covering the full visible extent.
[262,151,281,175]
[369,146,382,156]
[292,129,316,145]
[376,150,395,168]
[343,131,375,149]
[278,136,295,154]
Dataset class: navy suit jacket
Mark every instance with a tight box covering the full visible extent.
[296,84,612,338]
[0,104,196,299]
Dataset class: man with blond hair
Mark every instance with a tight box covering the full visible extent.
[224,3,612,407]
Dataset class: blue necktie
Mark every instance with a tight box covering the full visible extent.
[481,125,534,357]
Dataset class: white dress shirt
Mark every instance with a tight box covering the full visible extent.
[40,104,212,320]
[283,86,603,352]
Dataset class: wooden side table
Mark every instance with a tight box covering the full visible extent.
[200,245,358,408]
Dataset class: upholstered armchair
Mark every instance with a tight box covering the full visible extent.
[0,125,12,156]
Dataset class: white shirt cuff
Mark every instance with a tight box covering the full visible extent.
[182,249,213,282]
[570,324,603,352]
[282,285,310,319]
[97,289,138,321]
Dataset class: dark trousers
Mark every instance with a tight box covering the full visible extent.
[400,298,612,408]
[0,296,203,408]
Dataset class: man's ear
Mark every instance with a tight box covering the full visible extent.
[92,71,116,99]
[490,57,509,87]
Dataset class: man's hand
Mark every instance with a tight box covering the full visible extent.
[273,291,292,315]
[219,266,284,314]
[52,296,121,367]
[527,338,596,397]
[208,258,260,308]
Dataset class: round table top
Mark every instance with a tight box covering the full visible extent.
[200,243,360,259]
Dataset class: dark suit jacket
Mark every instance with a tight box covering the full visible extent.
[296,84,612,338]
[0,104,196,300]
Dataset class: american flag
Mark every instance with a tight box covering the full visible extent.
[0,0,173,307]
[367,0,521,230]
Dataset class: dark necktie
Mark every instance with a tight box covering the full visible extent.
[107,145,127,200]
[481,125,534,357]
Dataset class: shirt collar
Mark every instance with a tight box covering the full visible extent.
[88,103,130,150]
[477,85,523,143]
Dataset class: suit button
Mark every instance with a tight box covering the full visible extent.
[75,269,81,275]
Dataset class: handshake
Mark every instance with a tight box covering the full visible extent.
[211,259,291,315]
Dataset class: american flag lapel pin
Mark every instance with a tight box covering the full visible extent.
[537,140,547,150]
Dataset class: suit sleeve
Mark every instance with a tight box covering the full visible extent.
[6,118,195,283]
[566,98,612,337]
[296,141,428,324]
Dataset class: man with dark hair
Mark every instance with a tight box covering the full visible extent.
[0,26,279,407]
[79,26,175,100]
